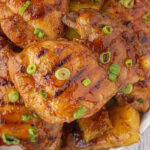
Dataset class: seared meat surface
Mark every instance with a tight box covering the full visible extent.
[117,78,150,113]
[0,0,68,47]
[8,40,121,123]
[102,0,150,113]
[103,0,150,53]
[0,36,62,150]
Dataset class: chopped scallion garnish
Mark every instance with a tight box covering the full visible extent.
[19,1,31,14]
[120,0,134,8]
[125,59,133,68]
[91,0,101,5]
[110,64,120,75]
[102,26,113,35]
[82,78,91,87]
[8,91,19,103]
[22,114,30,121]
[34,29,45,38]
[27,64,36,75]
[55,68,70,80]
[2,134,20,145]
[33,113,40,119]
[108,73,117,81]
[138,99,144,103]
[39,91,49,99]
[121,84,133,94]
[100,51,111,64]
[73,107,87,119]
[143,12,150,21]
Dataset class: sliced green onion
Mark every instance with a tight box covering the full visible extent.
[74,107,87,119]
[100,51,111,64]
[110,64,120,75]
[125,59,133,68]
[138,99,144,103]
[30,137,36,143]
[102,26,113,35]
[55,68,70,80]
[2,134,20,145]
[38,31,45,38]
[143,12,150,21]
[22,114,30,121]
[121,84,133,94]
[8,91,19,103]
[19,1,31,14]
[39,91,49,99]
[34,29,45,38]
[29,128,38,137]
[27,64,36,75]
[140,77,145,81]
[120,0,134,8]
[34,29,40,35]
[33,113,40,119]
[91,0,101,4]
[108,73,117,81]
[82,78,91,87]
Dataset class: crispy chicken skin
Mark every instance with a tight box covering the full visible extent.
[61,105,140,150]
[117,78,150,113]
[8,40,121,123]
[0,36,62,150]
[0,0,68,47]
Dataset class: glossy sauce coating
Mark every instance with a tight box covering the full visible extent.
[0,37,62,150]
[63,9,149,91]
[8,40,121,123]
[0,0,68,47]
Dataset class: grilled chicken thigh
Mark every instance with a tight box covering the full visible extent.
[103,0,150,53]
[102,0,150,112]
[0,36,62,150]
[63,8,150,86]
[0,0,68,47]
[8,40,121,123]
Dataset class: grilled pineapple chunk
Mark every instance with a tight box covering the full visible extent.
[92,104,140,149]
[78,107,112,142]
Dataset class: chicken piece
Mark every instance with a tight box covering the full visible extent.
[0,36,63,150]
[116,78,150,112]
[70,0,104,11]
[63,9,150,81]
[8,40,121,123]
[61,105,140,150]
[78,107,112,142]
[103,0,150,53]
[0,104,63,150]
[0,0,68,47]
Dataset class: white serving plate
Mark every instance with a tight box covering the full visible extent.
[0,110,150,150]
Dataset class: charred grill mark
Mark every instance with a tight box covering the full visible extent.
[0,78,13,86]
[37,47,48,58]
[76,78,104,102]
[53,68,86,98]
[17,65,26,74]
[43,55,72,79]
[94,79,104,89]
